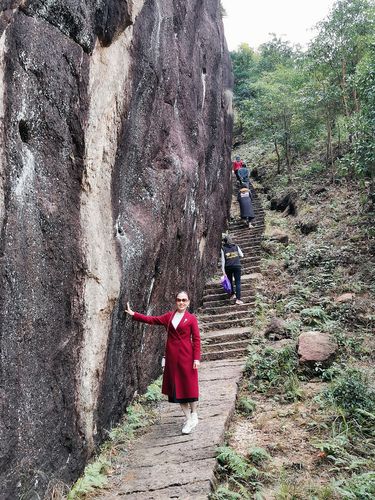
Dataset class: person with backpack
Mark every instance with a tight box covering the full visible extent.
[238,185,255,228]
[237,162,250,187]
[125,290,201,435]
[221,235,244,305]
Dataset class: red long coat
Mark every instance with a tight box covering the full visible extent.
[133,310,201,399]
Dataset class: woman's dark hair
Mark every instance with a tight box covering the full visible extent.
[175,290,189,300]
[222,235,233,245]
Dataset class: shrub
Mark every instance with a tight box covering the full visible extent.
[67,459,109,499]
[245,345,301,401]
[143,378,163,403]
[334,472,375,499]
[237,397,256,416]
[247,447,271,466]
[215,446,264,496]
[323,368,375,416]
[300,306,328,326]
[210,486,244,500]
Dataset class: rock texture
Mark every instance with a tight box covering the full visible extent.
[297,331,338,366]
[0,1,233,497]
[270,189,298,216]
[268,229,290,245]
[264,317,290,341]
[296,218,319,235]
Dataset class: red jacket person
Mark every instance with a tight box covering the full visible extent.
[125,290,201,435]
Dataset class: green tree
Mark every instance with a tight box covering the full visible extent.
[309,0,375,118]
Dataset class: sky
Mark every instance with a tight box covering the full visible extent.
[221,0,337,52]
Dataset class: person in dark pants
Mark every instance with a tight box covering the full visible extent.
[237,162,250,187]
[221,235,244,305]
[238,185,255,228]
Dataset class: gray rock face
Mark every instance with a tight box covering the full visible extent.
[270,189,298,216]
[264,317,291,340]
[0,1,233,496]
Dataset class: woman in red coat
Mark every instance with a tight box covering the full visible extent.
[125,290,201,434]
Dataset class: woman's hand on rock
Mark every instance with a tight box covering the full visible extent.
[193,360,200,370]
[125,301,135,316]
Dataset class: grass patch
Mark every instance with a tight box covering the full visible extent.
[237,397,256,416]
[211,446,269,499]
[322,368,375,418]
[334,472,375,499]
[247,447,271,466]
[245,345,302,402]
[68,459,110,499]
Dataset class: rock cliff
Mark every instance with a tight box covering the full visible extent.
[0,0,232,496]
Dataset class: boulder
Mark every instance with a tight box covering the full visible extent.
[334,293,355,303]
[268,229,289,245]
[264,317,290,340]
[297,218,319,235]
[270,189,298,216]
[297,331,338,365]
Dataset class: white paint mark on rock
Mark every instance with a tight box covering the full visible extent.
[201,71,206,111]
[224,88,233,117]
[14,147,36,200]
[78,0,146,452]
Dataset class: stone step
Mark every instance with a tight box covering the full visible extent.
[201,326,252,343]
[240,257,261,266]
[234,234,263,241]
[204,280,255,295]
[201,348,247,362]
[230,211,264,217]
[200,301,255,315]
[203,338,250,354]
[228,218,264,228]
[202,290,255,304]
[200,308,254,322]
[235,237,263,246]
[229,228,264,237]
[238,243,262,251]
[229,219,264,226]
[233,229,264,236]
[242,264,261,271]
[215,257,261,270]
[204,278,257,295]
[201,315,254,331]
[202,296,255,308]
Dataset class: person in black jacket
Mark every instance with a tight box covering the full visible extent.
[221,235,244,305]
[237,185,255,228]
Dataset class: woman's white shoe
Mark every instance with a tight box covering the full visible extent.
[182,413,198,434]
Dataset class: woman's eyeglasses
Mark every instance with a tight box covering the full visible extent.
[176,298,188,303]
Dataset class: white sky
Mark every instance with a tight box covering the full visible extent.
[221,0,337,51]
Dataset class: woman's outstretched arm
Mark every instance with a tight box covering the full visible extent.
[125,302,171,326]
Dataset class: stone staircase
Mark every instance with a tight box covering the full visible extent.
[200,182,265,362]
[93,180,265,499]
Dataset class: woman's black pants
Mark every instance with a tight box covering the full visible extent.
[225,266,241,299]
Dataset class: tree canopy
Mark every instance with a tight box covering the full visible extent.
[231,0,375,186]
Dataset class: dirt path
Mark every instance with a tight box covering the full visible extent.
[94,180,264,499]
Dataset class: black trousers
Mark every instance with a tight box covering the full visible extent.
[225,266,241,299]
